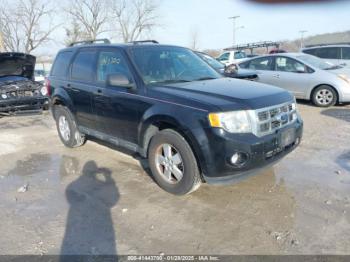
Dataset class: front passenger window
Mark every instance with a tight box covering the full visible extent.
[97,51,132,82]
[249,57,273,71]
[275,57,306,73]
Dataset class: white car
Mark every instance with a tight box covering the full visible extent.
[239,53,350,107]
[216,50,248,66]
[302,45,350,69]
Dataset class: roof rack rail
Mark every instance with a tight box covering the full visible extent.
[304,42,350,48]
[69,39,111,47]
[130,40,159,45]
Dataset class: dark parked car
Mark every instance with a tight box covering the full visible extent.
[0,52,48,114]
[269,49,287,54]
[48,40,303,195]
[195,51,258,80]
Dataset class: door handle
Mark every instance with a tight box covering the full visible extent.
[95,89,103,95]
[66,84,79,92]
[273,74,280,78]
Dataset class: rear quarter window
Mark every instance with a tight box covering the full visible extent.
[51,51,73,77]
[71,50,96,82]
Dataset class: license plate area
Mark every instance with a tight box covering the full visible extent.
[280,128,296,148]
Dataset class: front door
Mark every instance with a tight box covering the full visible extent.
[92,48,140,144]
[273,56,311,98]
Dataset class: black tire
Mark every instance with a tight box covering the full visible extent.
[312,85,337,107]
[148,129,201,195]
[54,105,86,148]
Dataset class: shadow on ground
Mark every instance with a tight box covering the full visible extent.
[60,161,119,257]
[321,108,350,123]
[337,151,350,172]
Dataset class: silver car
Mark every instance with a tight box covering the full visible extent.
[239,53,350,107]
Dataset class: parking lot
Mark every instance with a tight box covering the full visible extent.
[0,102,349,255]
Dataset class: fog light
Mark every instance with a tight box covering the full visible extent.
[230,152,248,166]
[231,153,239,164]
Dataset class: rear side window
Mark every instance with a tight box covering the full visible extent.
[342,47,350,59]
[71,50,96,82]
[51,51,73,77]
[315,47,341,59]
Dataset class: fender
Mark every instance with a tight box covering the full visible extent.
[137,103,210,175]
[51,88,75,115]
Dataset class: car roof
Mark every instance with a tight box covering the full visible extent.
[243,53,303,59]
[303,44,350,50]
[57,43,187,53]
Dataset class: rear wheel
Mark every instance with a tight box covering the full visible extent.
[148,129,201,195]
[312,85,337,107]
[54,105,86,148]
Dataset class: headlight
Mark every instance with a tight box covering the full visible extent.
[208,110,252,133]
[40,86,48,96]
[338,74,350,84]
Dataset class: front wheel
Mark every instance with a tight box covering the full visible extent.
[148,129,201,195]
[312,85,337,107]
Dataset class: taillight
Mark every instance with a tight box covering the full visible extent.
[44,78,51,96]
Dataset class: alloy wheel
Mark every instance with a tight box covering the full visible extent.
[155,143,184,184]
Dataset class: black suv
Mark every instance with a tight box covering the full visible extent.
[48,40,303,195]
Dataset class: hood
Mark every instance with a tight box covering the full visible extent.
[327,67,350,78]
[150,78,293,110]
[0,53,36,80]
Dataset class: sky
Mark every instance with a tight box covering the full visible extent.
[36,0,350,57]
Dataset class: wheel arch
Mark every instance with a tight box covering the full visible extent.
[139,117,205,179]
[309,84,339,103]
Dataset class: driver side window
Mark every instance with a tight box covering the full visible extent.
[249,57,273,71]
[97,50,132,82]
[275,57,306,73]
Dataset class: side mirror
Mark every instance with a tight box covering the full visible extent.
[107,73,134,88]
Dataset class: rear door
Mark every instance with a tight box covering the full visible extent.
[92,48,140,143]
[68,48,97,128]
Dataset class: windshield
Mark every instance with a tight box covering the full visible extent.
[130,47,221,85]
[296,54,339,70]
[197,53,225,70]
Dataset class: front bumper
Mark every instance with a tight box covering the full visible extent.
[200,119,303,184]
[0,96,48,113]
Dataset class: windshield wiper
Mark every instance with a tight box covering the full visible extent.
[195,77,217,81]
[325,65,342,70]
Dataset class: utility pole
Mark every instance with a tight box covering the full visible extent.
[229,16,240,47]
[299,30,308,49]
[0,31,4,52]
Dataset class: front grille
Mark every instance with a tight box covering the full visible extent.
[254,101,297,137]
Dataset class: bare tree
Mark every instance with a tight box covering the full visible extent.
[111,0,159,43]
[64,0,109,41]
[64,20,90,46]
[0,0,57,53]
